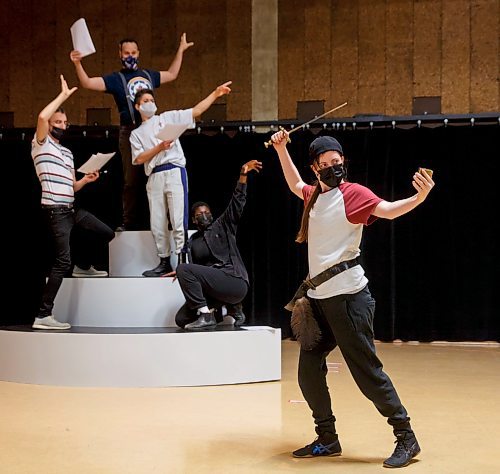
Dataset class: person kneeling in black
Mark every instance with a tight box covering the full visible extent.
[169,160,262,330]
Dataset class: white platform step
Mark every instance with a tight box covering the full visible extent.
[0,326,281,387]
[109,230,194,277]
[53,277,186,327]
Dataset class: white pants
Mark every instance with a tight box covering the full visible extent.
[146,167,188,257]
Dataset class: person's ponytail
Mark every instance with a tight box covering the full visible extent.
[295,182,321,243]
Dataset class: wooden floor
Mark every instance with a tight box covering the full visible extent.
[1,340,499,473]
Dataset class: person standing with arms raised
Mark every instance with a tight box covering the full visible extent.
[70,33,194,231]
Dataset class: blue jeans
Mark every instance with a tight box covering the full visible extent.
[39,206,114,317]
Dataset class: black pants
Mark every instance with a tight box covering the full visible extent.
[298,285,410,436]
[119,126,149,229]
[39,206,114,317]
[175,263,248,327]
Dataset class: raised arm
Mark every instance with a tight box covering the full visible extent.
[69,50,106,91]
[36,75,77,143]
[192,81,232,119]
[372,169,435,220]
[160,33,194,84]
[270,130,307,199]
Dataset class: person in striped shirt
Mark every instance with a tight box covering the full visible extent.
[31,75,115,330]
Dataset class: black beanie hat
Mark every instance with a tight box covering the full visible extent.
[309,136,343,162]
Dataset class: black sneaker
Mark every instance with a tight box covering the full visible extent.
[383,431,421,468]
[293,434,342,458]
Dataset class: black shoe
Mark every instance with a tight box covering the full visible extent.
[227,303,246,326]
[383,431,421,468]
[185,312,217,330]
[142,258,173,277]
[292,433,342,458]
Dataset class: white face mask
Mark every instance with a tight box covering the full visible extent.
[139,101,157,118]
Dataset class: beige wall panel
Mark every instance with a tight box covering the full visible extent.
[32,1,57,121]
[10,0,33,127]
[176,1,202,109]
[0,1,10,111]
[102,0,128,124]
[78,2,104,124]
[304,0,332,103]
[150,0,178,111]
[331,0,358,118]
[442,0,470,113]
[413,0,442,97]
[386,0,413,115]
[55,0,80,127]
[278,0,306,119]
[199,0,227,105]
[358,0,386,114]
[471,0,499,112]
[227,0,252,120]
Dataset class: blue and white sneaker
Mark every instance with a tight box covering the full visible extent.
[293,434,342,458]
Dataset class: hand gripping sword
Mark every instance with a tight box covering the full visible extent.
[264,101,348,148]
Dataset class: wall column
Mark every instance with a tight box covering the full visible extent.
[252,0,278,122]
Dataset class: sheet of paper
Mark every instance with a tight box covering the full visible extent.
[155,123,190,142]
[70,18,96,58]
[77,152,115,174]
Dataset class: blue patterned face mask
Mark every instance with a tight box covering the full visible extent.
[121,55,139,71]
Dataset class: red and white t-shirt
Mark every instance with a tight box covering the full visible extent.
[302,182,383,299]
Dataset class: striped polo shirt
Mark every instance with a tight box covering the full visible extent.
[32,135,75,206]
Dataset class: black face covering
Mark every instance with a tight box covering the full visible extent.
[50,126,65,141]
[318,164,346,189]
[194,213,213,230]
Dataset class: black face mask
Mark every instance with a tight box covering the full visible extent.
[318,164,346,189]
[50,126,65,141]
[194,213,213,230]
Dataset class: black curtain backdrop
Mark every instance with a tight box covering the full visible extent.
[3,124,499,341]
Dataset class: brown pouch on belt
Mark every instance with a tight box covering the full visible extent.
[290,297,321,350]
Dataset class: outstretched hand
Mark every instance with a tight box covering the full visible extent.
[60,74,78,98]
[413,168,435,203]
[69,50,83,64]
[215,81,232,97]
[241,160,263,175]
[179,33,194,52]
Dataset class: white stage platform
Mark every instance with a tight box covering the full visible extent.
[53,277,185,327]
[0,326,281,387]
[109,230,194,277]
[2,230,282,388]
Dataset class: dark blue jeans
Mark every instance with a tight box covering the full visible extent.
[39,206,114,317]
[298,285,411,436]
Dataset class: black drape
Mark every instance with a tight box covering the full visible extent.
[3,124,499,341]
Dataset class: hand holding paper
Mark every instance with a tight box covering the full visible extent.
[77,152,116,174]
[70,18,96,58]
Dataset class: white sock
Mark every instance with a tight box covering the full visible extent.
[198,306,210,314]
